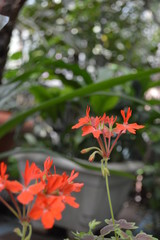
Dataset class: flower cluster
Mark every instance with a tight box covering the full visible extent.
[71,107,159,240]
[72,106,144,162]
[0,157,83,230]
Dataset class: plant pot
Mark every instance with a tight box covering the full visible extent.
[14,150,142,232]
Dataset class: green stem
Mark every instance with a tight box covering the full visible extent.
[21,222,32,240]
[21,222,27,240]
[105,174,118,240]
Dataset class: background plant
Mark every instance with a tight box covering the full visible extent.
[70,107,157,239]
[0,0,160,236]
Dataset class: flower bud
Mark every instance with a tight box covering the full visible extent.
[81,147,94,154]
[88,151,96,162]
[14,228,22,237]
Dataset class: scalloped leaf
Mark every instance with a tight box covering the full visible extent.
[104,219,137,230]
[100,224,116,236]
[115,219,137,230]
[135,232,158,240]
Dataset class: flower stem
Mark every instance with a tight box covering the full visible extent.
[109,131,122,156]
[21,222,27,240]
[7,190,21,219]
[21,223,32,240]
[97,137,106,158]
[105,174,118,240]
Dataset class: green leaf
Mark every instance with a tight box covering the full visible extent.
[30,85,61,101]
[90,95,119,114]
[10,51,22,60]
[89,220,101,231]
[0,68,160,138]
[4,69,18,79]
[51,60,93,85]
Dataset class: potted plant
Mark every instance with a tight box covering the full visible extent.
[0,106,157,240]
[66,106,157,240]
[13,149,141,233]
[12,106,143,234]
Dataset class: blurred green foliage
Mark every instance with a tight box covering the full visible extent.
[0,0,160,163]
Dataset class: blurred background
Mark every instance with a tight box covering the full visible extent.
[0,0,160,239]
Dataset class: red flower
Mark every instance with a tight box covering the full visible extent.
[44,171,83,208]
[0,162,22,193]
[35,157,54,180]
[102,115,118,138]
[116,107,144,134]
[29,194,65,229]
[44,157,53,174]
[105,115,117,128]
[72,106,91,129]
[0,162,8,192]
[29,167,84,229]
[81,124,101,138]
[17,160,44,205]
[5,180,22,193]
[72,106,102,138]
[0,157,84,231]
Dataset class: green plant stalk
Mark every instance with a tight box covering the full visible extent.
[21,223,27,240]
[21,223,32,240]
[105,174,118,240]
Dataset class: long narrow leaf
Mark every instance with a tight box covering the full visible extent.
[0,68,160,137]
[89,91,160,115]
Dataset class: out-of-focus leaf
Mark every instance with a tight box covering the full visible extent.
[0,68,160,138]
[10,51,22,60]
[51,60,93,85]
[135,232,158,240]
[29,85,61,102]
[90,95,119,114]
[4,69,18,79]
[30,85,62,121]
[147,99,160,105]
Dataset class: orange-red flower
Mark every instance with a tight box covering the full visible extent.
[72,106,91,129]
[0,162,22,193]
[29,168,83,229]
[34,157,54,180]
[0,162,8,192]
[72,106,102,138]
[17,160,44,205]
[44,170,84,208]
[72,106,145,162]
[116,107,144,134]
[0,157,84,231]
[29,194,65,229]
[81,124,102,138]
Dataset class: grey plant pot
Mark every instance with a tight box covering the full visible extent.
[14,151,142,232]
